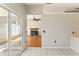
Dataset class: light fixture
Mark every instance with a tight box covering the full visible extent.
[33,15,41,21]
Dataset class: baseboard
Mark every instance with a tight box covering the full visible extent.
[42,47,70,49]
[27,47,70,49]
[27,46,70,49]
[70,47,79,54]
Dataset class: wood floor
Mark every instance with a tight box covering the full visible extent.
[27,35,41,47]
[21,48,79,56]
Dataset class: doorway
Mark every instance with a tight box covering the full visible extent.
[26,15,42,47]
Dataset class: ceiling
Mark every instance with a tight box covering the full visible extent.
[43,3,79,12]
[25,3,79,13]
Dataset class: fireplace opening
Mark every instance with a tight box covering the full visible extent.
[31,31,38,36]
[30,28,39,36]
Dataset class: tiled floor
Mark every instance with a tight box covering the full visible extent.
[21,48,79,56]
[0,49,21,56]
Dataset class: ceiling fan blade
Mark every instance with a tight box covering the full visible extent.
[64,11,79,13]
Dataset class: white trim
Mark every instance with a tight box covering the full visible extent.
[27,47,70,49]
[21,18,23,51]
[70,47,79,54]
[8,11,11,56]
[41,47,70,49]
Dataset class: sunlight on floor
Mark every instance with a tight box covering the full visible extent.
[21,48,79,56]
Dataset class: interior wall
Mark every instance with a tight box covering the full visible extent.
[70,14,79,53]
[71,37,79,53]
[26,5,43,15]
[41,14,79,48]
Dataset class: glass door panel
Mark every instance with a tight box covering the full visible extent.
[0,7,8,56]
[11,13,22,56]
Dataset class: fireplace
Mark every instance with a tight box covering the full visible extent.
[31,31,38,36]
[30,28,39,36]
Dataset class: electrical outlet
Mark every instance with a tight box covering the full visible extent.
[43,30,45,33]
[54,40,56,43]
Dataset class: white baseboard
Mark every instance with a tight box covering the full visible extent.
[42,47,71,49]
[70,47,79,54]
[27,46,70,49]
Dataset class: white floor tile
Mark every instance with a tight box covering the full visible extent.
[21,48,79,56]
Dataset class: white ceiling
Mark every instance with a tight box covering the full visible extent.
[25,3,79,13]
[43,3,79,12]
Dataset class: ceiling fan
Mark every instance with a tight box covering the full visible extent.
[33,17,40,21]
[64,8,79,13]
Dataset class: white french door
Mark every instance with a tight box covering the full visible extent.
[0,6,23,56]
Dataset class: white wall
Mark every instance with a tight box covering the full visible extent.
[70,14,79,53]
[26,5,43,15]
[71,37,79,53]
[41,14,79,48]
